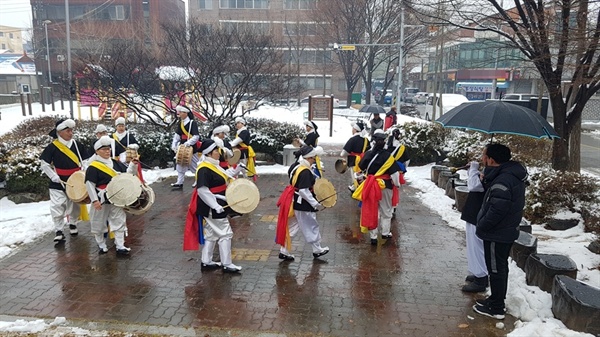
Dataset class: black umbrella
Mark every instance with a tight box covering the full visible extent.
[435,101,560,139]
[359,104,386,114]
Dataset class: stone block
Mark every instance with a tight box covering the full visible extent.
[437,171,458,189]
[510,231,537,269]
[525,253,577,292]
[552,275,600,335]
[454,186,469,213]
[431,165,449,184]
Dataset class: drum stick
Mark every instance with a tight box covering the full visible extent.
[239,164,257,177]
[223,197,249,209]
[317,192,338,204]
[60,180,75,187]
[106,187,125,201]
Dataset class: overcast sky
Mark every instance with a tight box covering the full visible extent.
[0,0,32,30]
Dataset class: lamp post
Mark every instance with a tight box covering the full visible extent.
[42,20,52,84]
[65,0,74,119]
[395,3,405,112]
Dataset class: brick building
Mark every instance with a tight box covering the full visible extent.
[189,0,346,101]
[30,0,185,84]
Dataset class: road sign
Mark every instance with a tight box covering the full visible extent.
[340,45,356,51]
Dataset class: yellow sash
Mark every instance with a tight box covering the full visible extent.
[89,161,118,178]
[394,145,406,161]
[239,142,256,177]
[352,154,396,201]
[52,139,80,167]
[195,161,231,184]
[181,121,193,139]
[352,138,370,174]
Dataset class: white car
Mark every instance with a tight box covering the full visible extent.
[424,94,469,117]
[299,95,340,108]
[413,92,429,104]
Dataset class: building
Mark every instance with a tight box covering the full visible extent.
[30,0,185,86]
[188,0,346,100]
[0,25,25,54]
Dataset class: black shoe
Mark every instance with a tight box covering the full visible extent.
[222,264,242,273]
[53,230,66,243]
[381,234,392,239]
[473,304,505,320]
[312,248,329,259]
[475,298,507,312]
[465,275,476,283]
[69,224,78,236]
[98,247,109,255]
[171,183,183,189]
[278,253,295,261]
[116,248,131,256]
[462,282,487,293]
[370,238,378,245]
[201,262,222,270]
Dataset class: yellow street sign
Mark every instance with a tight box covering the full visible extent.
[340,45,356,51]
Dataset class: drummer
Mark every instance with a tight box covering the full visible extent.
[275,145,329,261]
[112,117,139,163]
[352,130,401,245]
[296,120,323,177]
[85,136,140,255]
[229,117,256,179]
[212,125,234,169]
[340,121,370,192]
[171,105,201,189]
[40,118,91,243]
[183,139,245,272]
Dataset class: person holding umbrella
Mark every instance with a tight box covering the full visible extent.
[369,112,384,136]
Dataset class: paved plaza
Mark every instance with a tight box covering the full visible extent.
[0,154,516,336]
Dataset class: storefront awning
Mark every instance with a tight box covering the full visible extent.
[456,82,510,92]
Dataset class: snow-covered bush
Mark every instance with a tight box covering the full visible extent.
[245,117,304,156]
[445,131,486,167]
[524,169,600,226]
[396,121,449,165]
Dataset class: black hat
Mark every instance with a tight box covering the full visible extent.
[372,129,387,140]
[199,138,217,155]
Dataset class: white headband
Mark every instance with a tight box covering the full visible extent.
[202,142,218,155]
[57,119,76,131]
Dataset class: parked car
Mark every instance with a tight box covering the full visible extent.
[424,94,469,118]
[401,88,420,103]
[413,92,429,104]
[383,93,393,106]
[299,95,340,108]
[503,94,537,101]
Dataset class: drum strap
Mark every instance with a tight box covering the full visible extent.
[52,139,80,167]
[89,161,118,178]
[195,162,230,185]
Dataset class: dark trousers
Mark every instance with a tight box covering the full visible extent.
[483,240,513,310]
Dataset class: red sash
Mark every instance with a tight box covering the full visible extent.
[184,188,202,251]
[55,167,79,176]
[275,185,295,246]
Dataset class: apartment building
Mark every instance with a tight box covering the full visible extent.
[189,0,346,100]
[0,25,25,54]
[30,0,185,83]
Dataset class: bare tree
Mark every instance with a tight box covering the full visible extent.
[410,0,600,172]
[162,20,294,128]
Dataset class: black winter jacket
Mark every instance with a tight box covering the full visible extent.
[476,161,528,243]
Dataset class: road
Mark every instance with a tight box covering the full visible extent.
[581,132,600,176]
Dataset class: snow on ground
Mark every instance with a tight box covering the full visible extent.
[0,101,598,336]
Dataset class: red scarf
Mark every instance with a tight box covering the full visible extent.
[275,165,307,249]
[183,189,203,250]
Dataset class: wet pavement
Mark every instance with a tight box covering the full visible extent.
[0,153,516,337]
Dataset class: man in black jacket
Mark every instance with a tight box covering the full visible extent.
[473,143,527,320]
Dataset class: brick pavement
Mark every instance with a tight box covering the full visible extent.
[0,154,515,337]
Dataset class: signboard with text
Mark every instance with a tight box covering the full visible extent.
[308,96,334,137]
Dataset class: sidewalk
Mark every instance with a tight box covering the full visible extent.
[0,155,515,337]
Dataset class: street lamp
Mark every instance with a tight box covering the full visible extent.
[42,20,52,84]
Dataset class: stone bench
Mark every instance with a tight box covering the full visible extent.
[431,165,449,184]
[445,178,466,199]
[525,253,577,292]
[437,171,459,189]
[519,218,532,234]
[552,275,600,335]
[510,230,537,269]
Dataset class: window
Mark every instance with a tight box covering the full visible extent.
[283,23,316,36]
[0,32,4,37]
[220,0,268,8]
[9,33,14,38]
[1,44,5,49]
[115,5,125,20]
[199,0,213,9]
[283,50,331,64]
[284,0,316,10]
[222,21,270,34]
[298,76,330,90]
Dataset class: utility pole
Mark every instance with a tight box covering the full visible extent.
[395,3,404,112]
[66,0,74,119]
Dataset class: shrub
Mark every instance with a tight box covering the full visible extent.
[445,131,486,167]
[396,121,449,165]
[524,169,600,224]
[493,134,553,168]
[244,117,304,157]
